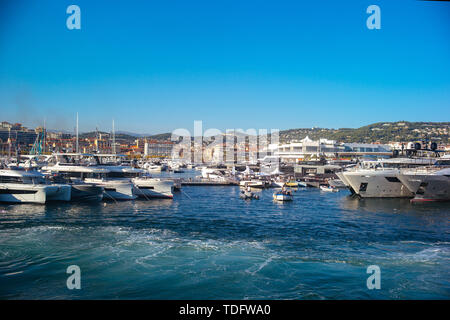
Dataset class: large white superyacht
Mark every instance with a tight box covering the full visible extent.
[0,167,71,204]
[396,157,450,202]
[340,158,436,198]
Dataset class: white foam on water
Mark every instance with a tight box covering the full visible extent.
[246,255,277,275]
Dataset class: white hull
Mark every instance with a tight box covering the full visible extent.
[240,180,264,188]
[273,194,293,201]
[327,179,346,188]
[147,167,162,173]
[397,169,450,201]
[343,169,414,198]
[0,184,71,204]
[320,186,338,192]
[84,178,137,200]
[336,172,352,188]
[132,178,174,199]
[272,181,285,188]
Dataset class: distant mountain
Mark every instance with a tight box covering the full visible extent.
[115,130,155,137]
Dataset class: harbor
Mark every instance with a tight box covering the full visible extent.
[1,177,449,299]
[1,0,449,303]
[0,149,449,299]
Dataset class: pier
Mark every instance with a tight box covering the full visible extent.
[180,178,239,186]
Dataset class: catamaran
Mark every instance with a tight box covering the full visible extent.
[0,167,71,204]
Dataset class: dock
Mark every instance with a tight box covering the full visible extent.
[180,178,239,186]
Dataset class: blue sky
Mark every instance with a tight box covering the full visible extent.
[0,0,449,134]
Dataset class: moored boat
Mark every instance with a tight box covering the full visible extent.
[320,185,339,192]
[0,168,71,204]
[273,188,293,201]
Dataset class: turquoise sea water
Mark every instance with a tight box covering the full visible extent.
[0,175,449,299]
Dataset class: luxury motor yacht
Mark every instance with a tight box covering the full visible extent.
[0,167,71,204]
[131,177,174,199]
[340,158,436,198]
[92,154,174,199]
[42,162,110,201]
[143,162,167,173]
[396,158,450,201]
[42,158,135,201]
[106,167,174,199]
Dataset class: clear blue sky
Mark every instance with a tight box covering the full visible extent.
[0,0,449,134]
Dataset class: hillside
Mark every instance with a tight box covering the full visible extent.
[71,122,450,144]
[279,122,450,144]
[79,131,172,141]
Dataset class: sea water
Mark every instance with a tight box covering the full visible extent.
[0,177,449,299]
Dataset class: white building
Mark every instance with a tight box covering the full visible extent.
[260,137,393,164]
[274,136,343,163]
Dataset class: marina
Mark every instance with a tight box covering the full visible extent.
[1,0,449,303]
[0,152,449,299]
[0,179,449,299]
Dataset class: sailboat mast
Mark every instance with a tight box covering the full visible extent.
[8,129,11,159]
[76,112,79,153]
[43,118,46,154]
[112,119,116,154]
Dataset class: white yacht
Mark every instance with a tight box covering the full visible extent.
[92,155,174,199]
[42,158,134,201]
[145,164,163,173]
[108,167,174,199]
[340,158,436,198]
[44,154,174,200]
[0,168,71,204]
[396,158,450,201]
[84,177,136,200]
[131,177,174,199]
[239,180,265,188]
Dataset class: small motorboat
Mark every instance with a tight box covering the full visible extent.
[273,188,293,201]
[240,188,260,200]
[320,185,339,192]
[284,181,299,188]
[239,180,265,188]
[298,181,307,188]
[272,181,286,188]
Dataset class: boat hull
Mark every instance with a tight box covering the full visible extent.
[132,178,174,199]
[70,184,104,202]
[343,170,414,198]
[46,184,71,201]
[273,194,293,201]
[0,184,71,203]
[84,179,137,200]
[398,173,450,201]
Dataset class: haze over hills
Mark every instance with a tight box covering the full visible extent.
[76,121,450,144]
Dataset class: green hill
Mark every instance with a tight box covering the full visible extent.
[279,121,450,144]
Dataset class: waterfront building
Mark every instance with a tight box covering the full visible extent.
[144,140,174,158]
[0,122,37,154]
[274,136,344,163]
[260,137,394,164]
